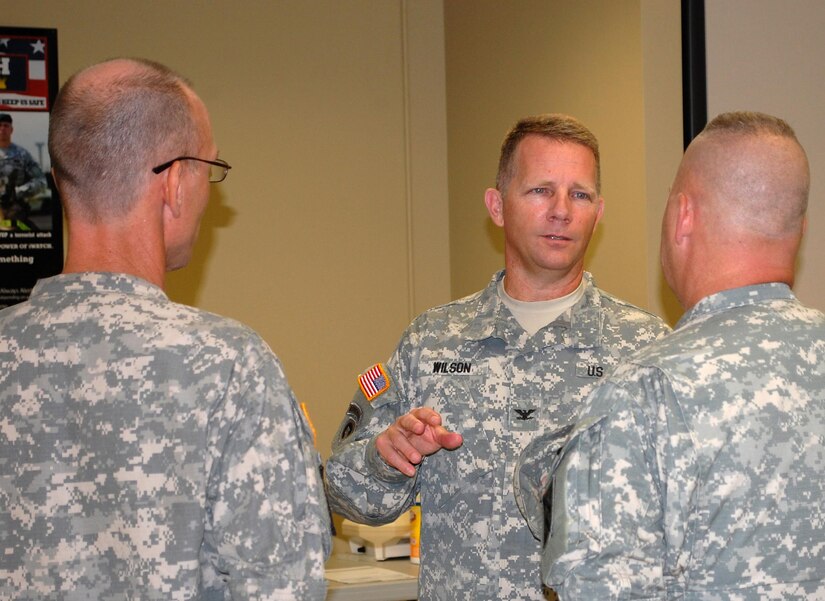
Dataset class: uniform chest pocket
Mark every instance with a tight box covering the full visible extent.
[417,373,495,508]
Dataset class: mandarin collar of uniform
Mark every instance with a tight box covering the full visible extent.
[31,272,169,301]
[461,270,603,351]
[561,273,602,349]
[675,282,794,330]
[461,270,507,342]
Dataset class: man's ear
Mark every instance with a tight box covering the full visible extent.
[484,187,504,227]
[161,160,184,219]
[674,192,694,244]
[593,195,605,229]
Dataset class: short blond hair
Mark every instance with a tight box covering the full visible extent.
[496,114,600,194]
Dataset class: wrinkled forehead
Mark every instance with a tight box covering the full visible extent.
[513,136,598,184]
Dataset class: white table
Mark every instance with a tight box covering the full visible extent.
[326,548,419,601]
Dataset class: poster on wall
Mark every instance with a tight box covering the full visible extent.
[0,27,62,310]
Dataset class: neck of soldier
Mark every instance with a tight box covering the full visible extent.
[677,236,799,311]
[63,201,168,289]
[503,263,585,302]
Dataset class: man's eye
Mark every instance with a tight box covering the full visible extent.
[531,187,548,194]
[572,191,592,201]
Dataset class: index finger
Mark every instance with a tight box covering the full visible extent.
[408,406,444,427]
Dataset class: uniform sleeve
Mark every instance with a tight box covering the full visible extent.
[543,368,672,601]
[203,337,331,601]
[513,424,574,541]
[15,149,48,198]
[324,344,419,524]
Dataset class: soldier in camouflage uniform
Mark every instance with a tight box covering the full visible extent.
[0,113,48,231]
[535,111,825,600]
[325,114,670,600]
[0,59,330,600]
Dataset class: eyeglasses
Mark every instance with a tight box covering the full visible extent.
[152,156,232,183]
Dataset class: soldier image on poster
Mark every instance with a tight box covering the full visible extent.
[0,113,49,232]
[0,27,63,310]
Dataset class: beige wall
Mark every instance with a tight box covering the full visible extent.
[9,1,686,458]
[444,0,683,323]
[641,0,684,323]
[9,1,452,458]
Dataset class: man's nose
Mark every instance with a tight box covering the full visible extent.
[546,191,572,222]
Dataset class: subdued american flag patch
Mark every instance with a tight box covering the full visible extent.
[358,363,390,401]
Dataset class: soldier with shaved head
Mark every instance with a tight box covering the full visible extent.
[0,58,330,599]
[535,111,825,600]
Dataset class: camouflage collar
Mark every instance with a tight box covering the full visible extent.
[31,272,168,301]
[677,282,794,329]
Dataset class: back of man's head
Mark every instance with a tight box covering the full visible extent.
[49,58,199,222]
[663,111,809,308]
[686,111,809,240]
[495,113,601,195]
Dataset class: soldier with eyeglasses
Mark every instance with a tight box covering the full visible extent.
[0,58,330,600]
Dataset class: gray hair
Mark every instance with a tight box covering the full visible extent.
[49,58,200,220]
